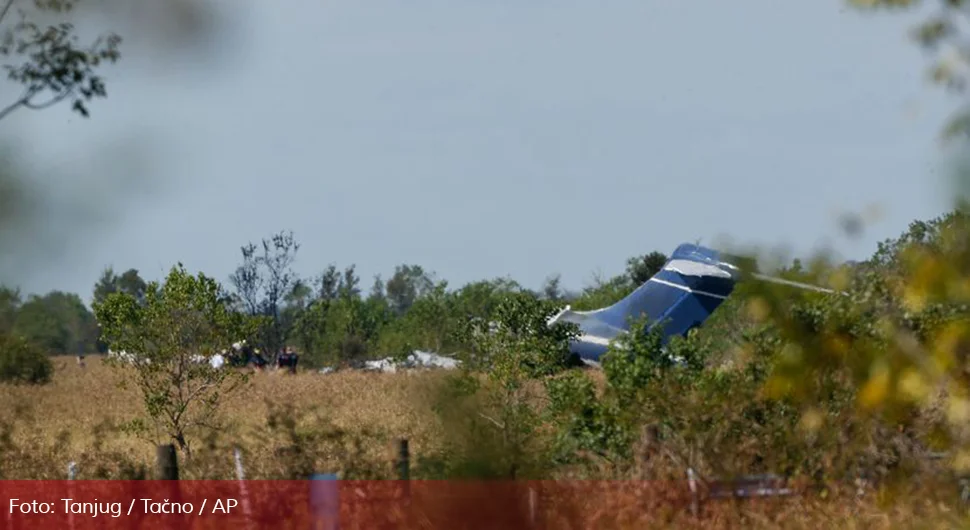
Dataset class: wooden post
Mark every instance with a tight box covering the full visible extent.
[396,438,410,502]
[156,444,179,480]
[309,474,340,530]
[67,462,77,530]
[234,447,253,524]
[528,487,537,527]
[156,444,181,530]
[396,439,410,481]
[687,467,699,517]
[639,424,660,480]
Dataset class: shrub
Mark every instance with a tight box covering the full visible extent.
[0,333,52,385]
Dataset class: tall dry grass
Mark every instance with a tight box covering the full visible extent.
[0,355,966,528]
[0,355,446,480]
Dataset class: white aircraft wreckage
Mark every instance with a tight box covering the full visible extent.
[358,351,461,373]
[107,341,248,369]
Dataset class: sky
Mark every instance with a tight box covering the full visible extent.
[0,0,959,303]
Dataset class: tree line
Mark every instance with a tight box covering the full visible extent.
[0,232,670,368]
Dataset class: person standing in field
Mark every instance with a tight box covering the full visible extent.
[287,346,299,374]
[252,348,267,372]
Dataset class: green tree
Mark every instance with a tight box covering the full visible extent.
[451,278,522,322]
[570,273,633,311]
[12,290,97,354]
[279,279,313,342]
[93,263,256,455]
[458,292,579,377]
[319,264,341,302]
[291,265,386,366]
[385,264,434,316]
[93,267,148,307]
[228,231,300,357]
[0,332,51,384]
[545,316,688,471]
[433,293,580,479]
[541,274,563,301]
[401,280,454,353]
[0,285,20,333]
[626,251,668,285]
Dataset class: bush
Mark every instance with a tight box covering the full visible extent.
[0,333,52,385]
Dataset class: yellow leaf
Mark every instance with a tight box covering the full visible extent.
[745,297,770,323]
[932,323,965,373]
[897,368,929,402]
[780,343,803,364]
[824,335,851,359]
[859,362,891,409]
[799,408,824,433]
[953,449,970,473]
[902,285,927,313]
[764,375,792,400]
[946,397,970,426]
[953,277,970,302]
[876,317,897,337]
[829,268,851,292]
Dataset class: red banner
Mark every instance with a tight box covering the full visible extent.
[0,479,798,529]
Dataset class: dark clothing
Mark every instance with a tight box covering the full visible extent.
[277,352,299,374]
[253,353,267,368]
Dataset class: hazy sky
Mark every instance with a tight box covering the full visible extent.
[1,0,959,302]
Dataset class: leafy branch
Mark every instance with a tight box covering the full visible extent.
[0,0,121,122]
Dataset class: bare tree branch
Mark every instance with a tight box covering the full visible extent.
[0,0,14,27]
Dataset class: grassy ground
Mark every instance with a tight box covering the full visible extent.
[0,356,967,528]
[0,355,445,480]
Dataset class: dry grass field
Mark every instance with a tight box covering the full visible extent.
[0,355,967,529]
[0,355,449,481]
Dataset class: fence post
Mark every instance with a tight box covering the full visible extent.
[309,474,340,530]
[528,486,537,527]
[156,445,182,530]
[396,438,410,481]
[396,438,411,505]
[156,444,179,480]
[67,462,77,530]
[638,424,660,481]
[233,447,253,524]
[687,467,699,517]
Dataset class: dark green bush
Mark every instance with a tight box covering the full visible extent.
[0,333,52,385]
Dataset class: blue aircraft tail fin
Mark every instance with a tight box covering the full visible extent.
[554,244,738,344]
[554,242,843,363]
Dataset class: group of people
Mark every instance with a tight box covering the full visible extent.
[227,341,299,374]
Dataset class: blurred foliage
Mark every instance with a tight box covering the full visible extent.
[848,0,970,141]
[0,0,122,122]
[415,294,581,479]
[743,207,970,475]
